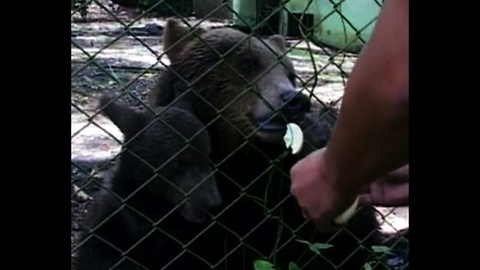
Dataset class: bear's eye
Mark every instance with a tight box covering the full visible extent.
[241,58,261,73]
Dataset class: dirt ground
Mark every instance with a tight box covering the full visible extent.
[71,1,409,269]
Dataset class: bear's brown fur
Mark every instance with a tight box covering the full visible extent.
[147,18,385,270]
[150,19,314,156]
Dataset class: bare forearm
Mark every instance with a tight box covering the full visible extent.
[326,83,409,192]
[323,0,409,194]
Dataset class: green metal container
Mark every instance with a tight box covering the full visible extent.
[286,0,382,52]
[232,0,383,53]
[232,0,257,27]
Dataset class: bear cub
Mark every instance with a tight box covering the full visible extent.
[74,94,222,270]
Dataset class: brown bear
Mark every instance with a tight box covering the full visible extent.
[74,94,222,270]
[147,19,385,269]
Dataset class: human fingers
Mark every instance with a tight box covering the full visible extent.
[301,208,340,233]
[383,164,409,184]
[359,182,409,207]
[358,193,374,205]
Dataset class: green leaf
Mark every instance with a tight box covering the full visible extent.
[253,259,274,270]
[296,240,334,255]
[288,262,300,270]
[371,245,392,254]
[308,243,334,255]
[364,262,372,270]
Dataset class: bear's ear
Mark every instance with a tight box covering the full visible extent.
[97,94,147,139]
[163,18,206,62]
[268,35,287,52]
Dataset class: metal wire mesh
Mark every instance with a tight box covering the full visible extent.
[71,0,409,269]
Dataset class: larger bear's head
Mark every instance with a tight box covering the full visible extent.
[149,18,311,153]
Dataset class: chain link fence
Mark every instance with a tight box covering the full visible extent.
[71,0,409,269]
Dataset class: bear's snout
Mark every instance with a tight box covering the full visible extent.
[279,90,311,122]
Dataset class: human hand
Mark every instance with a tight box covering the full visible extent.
[290,148,359,233]
[359,164,409,207]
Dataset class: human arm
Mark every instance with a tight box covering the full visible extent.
[290,0,409,231]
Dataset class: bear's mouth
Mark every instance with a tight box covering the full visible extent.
[253,113,305,135]
[256,119,287,133]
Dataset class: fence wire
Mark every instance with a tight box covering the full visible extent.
[71,0,408,269]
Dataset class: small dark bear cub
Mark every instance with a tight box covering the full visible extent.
[74,94,222,270]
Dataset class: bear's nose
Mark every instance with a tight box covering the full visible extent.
[280,91,311,120]
[199,175,223,209]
